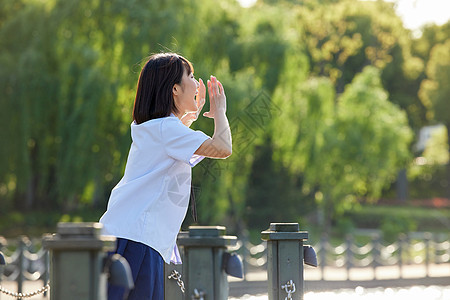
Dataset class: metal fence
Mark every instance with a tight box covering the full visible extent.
[1,231,449,290]
[0,236,49,297]
[228,231,450,279]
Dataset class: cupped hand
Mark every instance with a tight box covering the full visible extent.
[204,75,226,119]
[194,78,206,118]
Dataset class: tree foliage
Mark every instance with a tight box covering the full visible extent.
[298,0,425,129]
[271,66,412,230]
[418,38,450,198]
[0,0,448,234]
[419,40,450,126]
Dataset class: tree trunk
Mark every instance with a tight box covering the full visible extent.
[319,194,333,235]
[25,177,35,210]
[227,192,245,235]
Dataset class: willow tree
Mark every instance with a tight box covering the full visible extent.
[0,0,242,211]
[191,2,295,232]
[271,66,412,232]
[1,0,272,231]
[0,1,62,210]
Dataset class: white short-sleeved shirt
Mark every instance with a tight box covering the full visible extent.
[99,114,209,264]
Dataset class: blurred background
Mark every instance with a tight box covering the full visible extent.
[1,0,449,298]
[0,0,449,246]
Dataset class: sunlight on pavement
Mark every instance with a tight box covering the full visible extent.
[230,285,450,300]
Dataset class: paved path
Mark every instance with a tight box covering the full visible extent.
[230,285,450,300]
[229,263,450,297]
[0,281,48,300]
[235,262,450,282]
[1,263,449,299]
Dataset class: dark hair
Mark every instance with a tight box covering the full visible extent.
[132,53,194,124]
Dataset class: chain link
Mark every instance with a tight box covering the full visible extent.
[191,288,205,300]
[0,282,50,299]
[281,279,296,300]
[167,270,185,294]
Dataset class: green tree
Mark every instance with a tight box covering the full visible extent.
[0,1,61,209]
[272,66,412,232]
[419,40,450,198]
[412,22,450,67]
[298,0,426,129]
[190,2,298,233]
[0,0,270,233]
[0,0,429,237]
[0,0,251,212]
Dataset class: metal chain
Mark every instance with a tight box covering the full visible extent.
[281,279,296,300]
[191,288,205,300]
[167,270,185,294]
[0,282,50,299]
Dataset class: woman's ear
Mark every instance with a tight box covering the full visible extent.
[173,83,181,96]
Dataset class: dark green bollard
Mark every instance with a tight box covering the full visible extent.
[43,222,116,300]
[164,232,187,300]
[262,223,309,300]
[176,226,240,300]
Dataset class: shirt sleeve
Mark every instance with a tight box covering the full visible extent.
[161,117,210,166]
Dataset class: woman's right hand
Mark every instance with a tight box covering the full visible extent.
[204,75,226,118]
[195,75,232,158]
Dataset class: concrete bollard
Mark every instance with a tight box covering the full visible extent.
[175,226,242,300]
[261,223,310,300]
[164,232,187,300]
[42,222,116,300]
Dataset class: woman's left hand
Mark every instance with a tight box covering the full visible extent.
[181,78,206,127]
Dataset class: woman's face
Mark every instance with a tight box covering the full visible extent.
[173,68,199,115]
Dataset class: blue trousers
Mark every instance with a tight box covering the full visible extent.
[108,238,164,300]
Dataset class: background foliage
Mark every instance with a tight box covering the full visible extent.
[0,0,449,236]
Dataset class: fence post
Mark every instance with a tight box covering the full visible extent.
[0,236,7,300]
[42,222,116,300]
[17,236,28,299]
[398,233,405,279]
[176,226,240,300]
[345,235,353,281]
[372,233,380,280]
[261,223,309,300]
[424,232,431,277]
[43,249,50,297]
[241,229,249,281]
[0,249,5,300]
[319,235,327,280]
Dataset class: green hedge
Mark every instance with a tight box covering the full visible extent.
[344,205,450,232]
[0,209,104,238]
